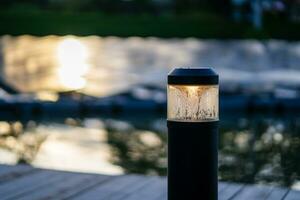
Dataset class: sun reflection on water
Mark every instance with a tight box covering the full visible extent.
[56,38,90,90]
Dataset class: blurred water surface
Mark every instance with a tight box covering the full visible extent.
[1,35,300,96]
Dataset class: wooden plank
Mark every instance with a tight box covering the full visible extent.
[153,178,167,200]
[155,189,167,200]
[71,175,145,200]
[46,174,112,200]
[15,172,103,200]
[0,164,37,184]
[218,182,244,200]
[2,170,69,200]
[0,164,32,177]
[265,187,289,200]
[284,189,300,200]
[231,184,273,200]
[104,176,157,200]
[0,171,51,197]
[0,165,11,171]
[219,182,229,193]
[116,177,164,200]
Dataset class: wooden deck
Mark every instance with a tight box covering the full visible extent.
[0,164,299,200]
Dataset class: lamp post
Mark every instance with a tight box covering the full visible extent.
[167,68,219,200]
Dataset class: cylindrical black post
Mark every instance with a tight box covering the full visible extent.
[167,68,219,200]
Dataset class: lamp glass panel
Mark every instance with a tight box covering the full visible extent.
[168,85,218,122]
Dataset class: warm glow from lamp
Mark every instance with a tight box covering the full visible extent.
[56,38,90,90]
[168,85,218,122]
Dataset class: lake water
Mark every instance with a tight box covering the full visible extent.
[1,35,300,96]
[0,36,300,188]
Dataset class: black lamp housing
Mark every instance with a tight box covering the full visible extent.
[167,67,219,200]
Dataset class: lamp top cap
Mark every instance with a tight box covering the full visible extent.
[168,67,218,85]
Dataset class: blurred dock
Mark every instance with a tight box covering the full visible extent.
[0,164,299,200]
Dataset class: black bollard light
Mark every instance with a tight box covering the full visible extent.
[167,68,219,200]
